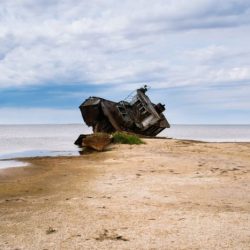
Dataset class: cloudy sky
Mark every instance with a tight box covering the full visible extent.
[0,0,250,124]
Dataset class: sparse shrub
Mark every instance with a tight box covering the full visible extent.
[112,132,144,145]
[46,227,57,234]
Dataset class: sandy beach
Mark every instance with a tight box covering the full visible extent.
[0,139,250,250]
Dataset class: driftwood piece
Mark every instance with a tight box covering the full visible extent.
[82,133,112,151]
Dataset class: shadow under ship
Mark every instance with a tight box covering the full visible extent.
[75,86,170,145]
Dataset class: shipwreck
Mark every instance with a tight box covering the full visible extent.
[75,86,170,146]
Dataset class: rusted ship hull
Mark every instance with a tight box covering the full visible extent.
[77,86,170,139]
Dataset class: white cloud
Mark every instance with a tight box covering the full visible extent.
[0,0,250,90]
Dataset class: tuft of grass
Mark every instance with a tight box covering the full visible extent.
[112,132,144,145]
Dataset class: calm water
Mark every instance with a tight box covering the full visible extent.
[164,124,250,142]
[0,124,249,168]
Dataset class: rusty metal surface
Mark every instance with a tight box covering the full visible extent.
[78,86,170,137]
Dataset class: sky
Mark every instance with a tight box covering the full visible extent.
[0,0,250,124]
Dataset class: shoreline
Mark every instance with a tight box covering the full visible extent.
[1,139,250,249]
[1,138,250,169]
[1,133,250,172]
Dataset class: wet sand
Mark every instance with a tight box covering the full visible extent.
[0,139,250,249]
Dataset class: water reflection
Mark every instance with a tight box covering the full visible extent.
[0,160,29,169]
[0,150,80,160]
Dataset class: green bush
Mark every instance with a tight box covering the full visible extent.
[112,132,144,145]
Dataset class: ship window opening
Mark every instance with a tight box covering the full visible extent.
[117,105,128,117]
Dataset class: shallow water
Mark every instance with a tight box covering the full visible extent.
[0,160,29,169]
[0,124,90,168]
[163,124,250,142]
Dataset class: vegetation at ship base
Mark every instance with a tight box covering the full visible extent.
[112,131,144,145]
[85,131,144,145]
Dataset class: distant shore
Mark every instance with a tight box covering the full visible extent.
[1,139,250,249]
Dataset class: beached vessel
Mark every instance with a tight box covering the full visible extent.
[80,85,170,136]
[75,86,170,145]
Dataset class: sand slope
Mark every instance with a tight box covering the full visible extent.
[0,139,250,249]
